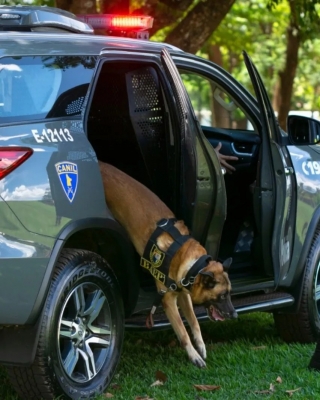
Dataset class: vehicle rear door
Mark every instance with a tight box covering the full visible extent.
[84,47,226,260]
[161,48,226,259]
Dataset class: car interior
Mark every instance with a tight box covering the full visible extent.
[86,60,270,301]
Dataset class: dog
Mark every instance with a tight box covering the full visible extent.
[99,161,237,367]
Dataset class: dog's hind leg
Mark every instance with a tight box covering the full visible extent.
[177,292,206,361]
[162,292,206,368]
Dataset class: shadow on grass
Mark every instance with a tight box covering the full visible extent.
[123,311,281,349]
[0,368,18,400]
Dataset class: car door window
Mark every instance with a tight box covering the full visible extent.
[180,71,254,131]
[0,56,96,122]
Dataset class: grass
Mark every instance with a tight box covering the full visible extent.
[1,312,319,399]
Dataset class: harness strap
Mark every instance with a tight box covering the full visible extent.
[141,218,213,328]
[146,289,166,329]
[180,254,213,289]
[141,218,192,289]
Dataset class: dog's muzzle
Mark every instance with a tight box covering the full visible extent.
[205,301,238,322]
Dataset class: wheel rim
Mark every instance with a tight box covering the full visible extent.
[58,282,112,383]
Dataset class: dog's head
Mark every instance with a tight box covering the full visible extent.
[189,257,237,321]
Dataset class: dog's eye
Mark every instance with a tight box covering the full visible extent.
[220,294,226,300]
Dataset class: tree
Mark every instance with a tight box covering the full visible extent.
[274,0,320,129]
[55,0,96,14]
[195,0,320,129]
[276,1,301,129]
[133,0,236,53]
[202,1,289,96]
[54,0,130,14]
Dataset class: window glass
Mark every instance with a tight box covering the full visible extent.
[0,55,96,122]
[180,71,254,131]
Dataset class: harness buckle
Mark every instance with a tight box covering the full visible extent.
[180,276,195,287]
[169,283,177,291]
[157,218,169,227]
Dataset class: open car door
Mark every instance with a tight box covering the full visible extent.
[161,48,227,259]
[244,51,296,285]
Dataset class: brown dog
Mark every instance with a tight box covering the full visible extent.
[99,161,237,367]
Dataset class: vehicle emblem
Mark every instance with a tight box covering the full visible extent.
[55,162,78,203]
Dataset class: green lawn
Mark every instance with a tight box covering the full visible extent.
[1,312,319,400]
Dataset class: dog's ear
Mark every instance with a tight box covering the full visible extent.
[199,271,216,289]
[222,257,232,272]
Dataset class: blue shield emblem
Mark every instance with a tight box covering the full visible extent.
[55,162,78,203]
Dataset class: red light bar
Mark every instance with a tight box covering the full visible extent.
[77,14,153,31]
[0,147,33,180]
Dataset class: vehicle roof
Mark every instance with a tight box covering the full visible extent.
[0,31,183,57]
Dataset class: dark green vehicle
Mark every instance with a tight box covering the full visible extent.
[0,5,320,400]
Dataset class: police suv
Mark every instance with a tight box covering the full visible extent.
[0,5,320,400]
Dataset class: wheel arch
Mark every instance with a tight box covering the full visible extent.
[280,206,320,312]
[0,218,138,367]
[28,217,140,324]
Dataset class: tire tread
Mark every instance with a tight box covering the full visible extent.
[274,229,320,343]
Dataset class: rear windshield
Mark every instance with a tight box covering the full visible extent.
[0,55,96,123]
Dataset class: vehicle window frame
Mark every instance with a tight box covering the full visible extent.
[179,67,257,134]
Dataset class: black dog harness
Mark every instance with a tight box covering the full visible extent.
[140,218,212,327]
[140,218,191,290]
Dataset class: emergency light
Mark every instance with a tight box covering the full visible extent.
[77,14,154,39]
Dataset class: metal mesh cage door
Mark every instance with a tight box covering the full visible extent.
[125,66,169,199]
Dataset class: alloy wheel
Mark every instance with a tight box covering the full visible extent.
[58,282,111,382]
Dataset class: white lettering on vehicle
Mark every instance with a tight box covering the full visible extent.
[302,161,320,175]
[32,128,74,143]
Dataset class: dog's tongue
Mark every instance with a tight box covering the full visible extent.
[210,306,225,321]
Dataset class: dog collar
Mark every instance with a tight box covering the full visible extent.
[180,254,213,289]
[140,218,192,290]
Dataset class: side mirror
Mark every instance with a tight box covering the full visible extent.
[287,115,320,145]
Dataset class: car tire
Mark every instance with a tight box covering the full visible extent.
[274,230,320,343]
[7,249,124,400]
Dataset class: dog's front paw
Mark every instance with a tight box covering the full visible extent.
[187,347,206,368]
[190,353,206,368]
[195,341,207,360]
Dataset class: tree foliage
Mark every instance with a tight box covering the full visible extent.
[268,0,320,26]
[10,0,320,122]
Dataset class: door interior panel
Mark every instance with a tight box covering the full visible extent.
[201,126,261,171]
[201,125,261,273]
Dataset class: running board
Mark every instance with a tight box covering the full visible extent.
[125,291,295,330]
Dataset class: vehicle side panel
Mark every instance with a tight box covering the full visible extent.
[0,197,55,324]
[0,121,108,236]
[287,144,320,283]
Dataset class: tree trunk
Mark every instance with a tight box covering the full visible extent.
[276,1,301,130]
[100,0,130,14]
[55,0,96,14]
[272,79,281,112]
[208,45,230,128]
[165,0,235,53]
[55,0,72,11]
[133,0,194,37]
